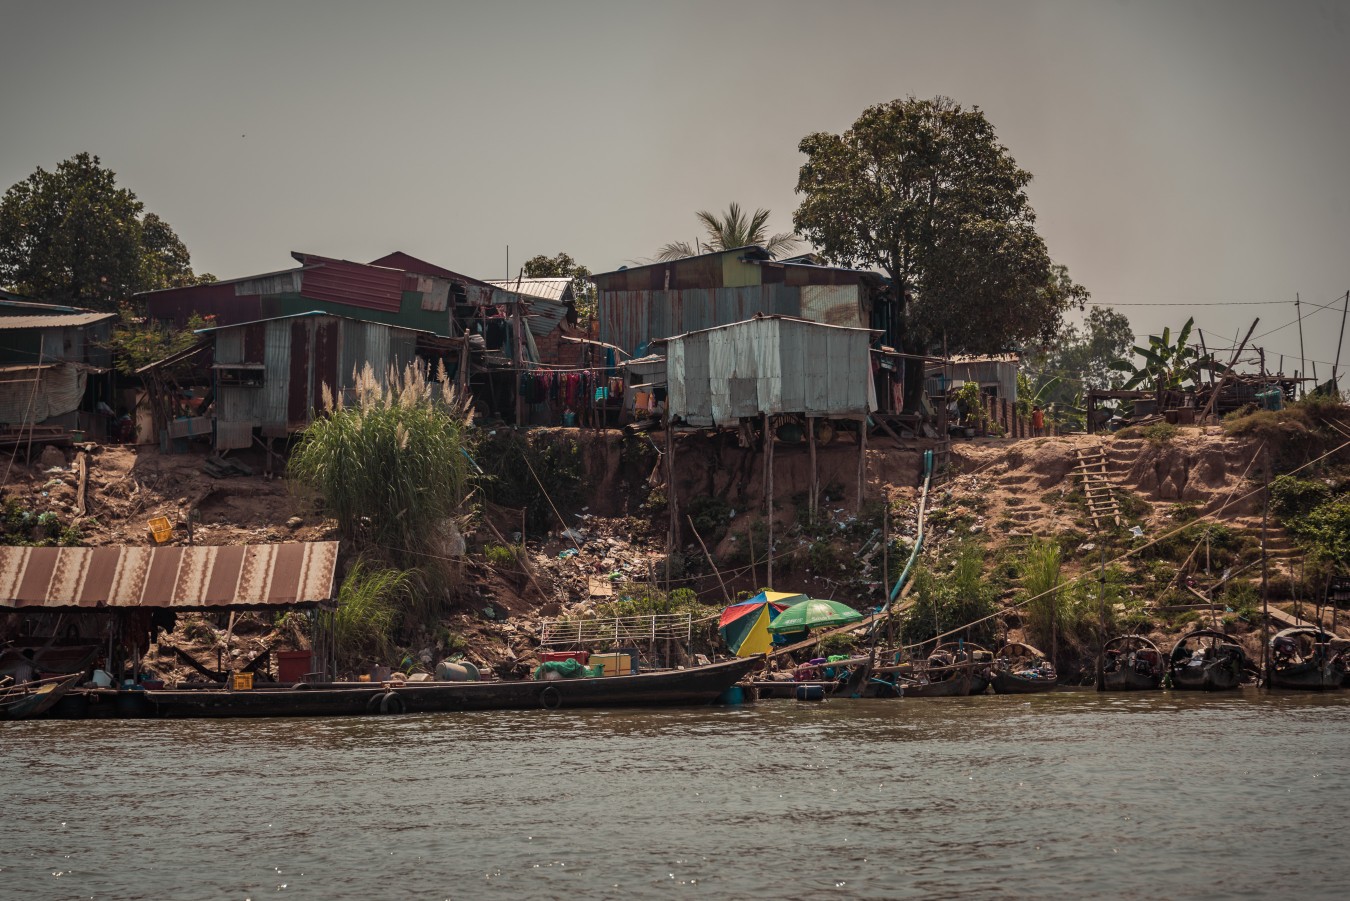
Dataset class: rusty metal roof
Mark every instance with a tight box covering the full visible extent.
[486,278,574,303]
[0,312,115,330]
[0,542,339,610]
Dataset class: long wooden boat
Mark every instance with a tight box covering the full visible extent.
[0,673,80,720]
[1100,635,1165,692]
[990,642,1058,694]
[1269,628,1348,691]
[1168,629,1248,691]
[144,656,762,718]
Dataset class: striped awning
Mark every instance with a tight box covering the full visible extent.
[0,543,339,610]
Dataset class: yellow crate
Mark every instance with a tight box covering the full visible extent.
[230,673,253,691]
[148,516,173,543]
[589,652,635,677]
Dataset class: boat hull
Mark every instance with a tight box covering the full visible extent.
[1102,668,1163,691]
[1169,661,1242,691]
[145,657,762,718]
[990,670,1058,694]
[1270,660,1344,691]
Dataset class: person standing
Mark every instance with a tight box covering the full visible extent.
[1031,404,1045,437]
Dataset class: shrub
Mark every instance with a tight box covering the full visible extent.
[1141,421,1178,445]
[289,362,474,569]
[329,561,418,671]
[898,544,998,647]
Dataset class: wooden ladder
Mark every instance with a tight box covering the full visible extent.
[1073,447,1121,531]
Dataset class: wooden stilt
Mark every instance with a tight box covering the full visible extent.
[765,413,774,590]
[808,415,818,522]
[857,415,866,511]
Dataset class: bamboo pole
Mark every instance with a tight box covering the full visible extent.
[765,413,774,589]
[688,514,731,605]
[856,416,866,511]
[808,415,818,522]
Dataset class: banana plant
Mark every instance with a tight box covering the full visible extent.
[1109,317,1222,390]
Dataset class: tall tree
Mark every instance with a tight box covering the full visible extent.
[0,153,212,311]
[521,251,595,324]
[655,202,798,261]
[794,97,1084,365]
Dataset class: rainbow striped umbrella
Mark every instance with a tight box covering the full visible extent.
[718,591,806,657]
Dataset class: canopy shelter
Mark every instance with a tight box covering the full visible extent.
[0,542,341,686]
[719,591,805,657]
[0,543,339,610]
[767,598,863,634]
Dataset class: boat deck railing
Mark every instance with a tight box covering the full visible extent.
[540,613,693,647]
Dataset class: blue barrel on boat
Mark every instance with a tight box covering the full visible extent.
[795,684,825,702]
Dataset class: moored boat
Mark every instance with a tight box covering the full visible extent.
[894,642,992,697]
[144,655,762,718]
[989,642,1058,694]
[1269,627,1348,691]
[0,673,80,720]
[1100,635,1165,692]
[1168,629,1248,691]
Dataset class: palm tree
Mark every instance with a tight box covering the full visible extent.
[655,202,799,261]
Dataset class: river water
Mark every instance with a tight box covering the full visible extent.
[2,690,1347,900]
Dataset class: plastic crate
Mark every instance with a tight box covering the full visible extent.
[148,516,173,543]
[230,673,253,691]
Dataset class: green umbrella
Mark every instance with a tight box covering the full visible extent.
[766,598,863,634]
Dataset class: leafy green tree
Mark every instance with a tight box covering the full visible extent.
[656,202,798,261]
[793,96,1085,400]
[0,153,212,311]
[521,251,595,324]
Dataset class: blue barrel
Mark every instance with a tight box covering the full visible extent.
[795,684,825,702]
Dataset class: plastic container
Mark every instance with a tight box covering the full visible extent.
[148,516,173,543]
[230,673,253,691]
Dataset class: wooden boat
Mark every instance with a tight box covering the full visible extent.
[1099,635,1165,691]
[0,673,80,720]
[989,642,1058,694]
[896,642,993,697]
[1168,629,1248,691]
[144,656,762,718]
[1269,627,1348,691]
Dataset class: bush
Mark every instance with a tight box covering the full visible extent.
[1141,421,1178,445]
[478,429,584,533]
[289,362,474,569]
[328,561,418,671]
[899,544,998,647]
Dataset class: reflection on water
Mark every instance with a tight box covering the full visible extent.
[2,691,1348,900]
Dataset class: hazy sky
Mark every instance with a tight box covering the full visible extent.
[2,0,1348,374]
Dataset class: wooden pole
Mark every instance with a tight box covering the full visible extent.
[808,415,818,522]
[1296,293,1306,399]
[856,416,866,511]
[688,514,731,605]
[1333,290,1349,393]
[1261,448,1271,687]
[765,413,774,589]
[664,409,676,592]
[511,298,524,426]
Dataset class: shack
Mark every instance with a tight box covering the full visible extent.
[659,315,878,590]
[663,315,877,427]
[0,541,340,685]
[924,353,1020,403]
[0,293,115,444]
[197,312,424,451]
[590,246,891,358]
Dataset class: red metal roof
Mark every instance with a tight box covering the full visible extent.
[0,542,339,610]
[292,254,405,313]
[368,251,495,288]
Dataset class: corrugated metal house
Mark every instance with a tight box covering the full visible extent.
[0,294,114,433]
[924,353,1020,402]
[664,316,877,427]
[590,246,889,357]
[199,312,421,450]
[139,251,498,338]
[485,276,584,368]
